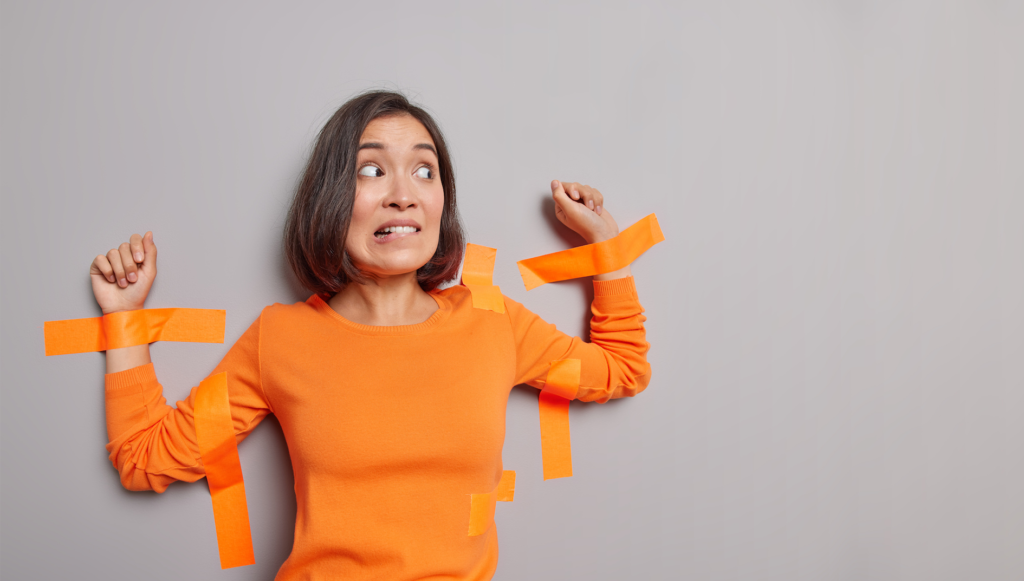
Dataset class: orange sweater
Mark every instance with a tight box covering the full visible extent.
[104,277,651,580]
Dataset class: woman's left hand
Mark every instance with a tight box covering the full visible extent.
[551,180,621,244]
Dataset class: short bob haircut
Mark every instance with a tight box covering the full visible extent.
[285,91,465,297]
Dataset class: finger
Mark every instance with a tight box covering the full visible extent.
[119,242,138,283]
[565,182,583,201]
[140,231,157,273]
[129,233,144,264]
[107,248,128,288]
[572,185,595,211]
[552,183,590,223]
[92,255,115,283]
[551,180,576,210]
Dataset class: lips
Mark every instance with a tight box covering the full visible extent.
[373,220,421,242]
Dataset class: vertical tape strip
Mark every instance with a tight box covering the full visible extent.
[461,243,506,314]
[540,359,580,480]
[44,308,226,355]
[516,214,664,290]
[194,372,255,569]
[468,470,516,536]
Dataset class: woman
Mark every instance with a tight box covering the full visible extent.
[92,91,651,580]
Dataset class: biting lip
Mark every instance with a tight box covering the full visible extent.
[373,219,422,242]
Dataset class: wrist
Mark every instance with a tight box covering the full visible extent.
[101,305,144,316]
[594,265,631,281]
[585,229,619,245]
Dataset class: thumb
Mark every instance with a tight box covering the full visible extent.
[141,231,158,272]
[551,180,577,213]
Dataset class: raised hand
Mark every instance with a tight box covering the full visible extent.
[90,232,157,315]
[551,180,620,244]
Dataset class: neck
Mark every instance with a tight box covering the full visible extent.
[327,271,439,327]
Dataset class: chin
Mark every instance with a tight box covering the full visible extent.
[360,258,432,279]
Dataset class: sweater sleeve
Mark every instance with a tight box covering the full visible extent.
[103,313,271,492]
[505,276,651,403]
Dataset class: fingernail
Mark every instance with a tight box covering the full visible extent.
[107,275,115,283]
[118,278,127,287]
[127,272,137,282]
[596,206,602,215]
[134,252,143,262]
[588,200,594,209]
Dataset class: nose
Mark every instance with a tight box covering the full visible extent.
[383,174,418,210]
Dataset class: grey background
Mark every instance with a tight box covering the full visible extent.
[2,1,1022,579]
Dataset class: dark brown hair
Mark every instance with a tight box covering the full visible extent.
[284,91,465,297]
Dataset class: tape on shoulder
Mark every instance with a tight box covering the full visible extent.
[516,214,664,290]
[194,372,255,569]
[44,308,225,355]
[539,359,579,480]
[468,469,516,536]
[461,243,505,314]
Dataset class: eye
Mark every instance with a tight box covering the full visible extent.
[359,165,383,177]
[414,166,433,179]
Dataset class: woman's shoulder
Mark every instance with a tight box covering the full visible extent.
[432,283,474,311]
[434,283,527,319]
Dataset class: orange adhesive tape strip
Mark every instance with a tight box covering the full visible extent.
[461,243,505,314]
[44,308,226,356]
[468,470,516,536]
[516,213,665,290]
[194,372,255,569]
[496,469,516,502]
[540,359,580,480]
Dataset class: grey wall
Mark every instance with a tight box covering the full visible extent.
[2,1,1022,579]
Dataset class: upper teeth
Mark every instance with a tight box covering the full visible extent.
[380,226,417,234]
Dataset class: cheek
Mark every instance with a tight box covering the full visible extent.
[425,188,445,227]
[346,191,377,245]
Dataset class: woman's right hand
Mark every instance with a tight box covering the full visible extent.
[90,232,157,315]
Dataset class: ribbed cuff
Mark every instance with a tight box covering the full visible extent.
[105,362,157,391]
[593,276,637,297]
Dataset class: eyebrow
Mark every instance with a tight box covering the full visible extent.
[358,142,437,156]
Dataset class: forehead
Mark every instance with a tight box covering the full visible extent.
[359,114,435,148]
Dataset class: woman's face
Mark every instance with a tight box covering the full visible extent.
[345,114,445,280]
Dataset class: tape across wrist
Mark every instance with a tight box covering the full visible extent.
[44,308,226,355]
[516,214,664,290]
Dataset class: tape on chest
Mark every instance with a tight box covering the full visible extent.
[468,470,516,536]
[194,372,255,569]
[516,214,664,290]
[461,243,505,314]
[540,359,580,480]
[44,308,225,355]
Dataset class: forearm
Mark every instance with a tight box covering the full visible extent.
[106,343,152,374]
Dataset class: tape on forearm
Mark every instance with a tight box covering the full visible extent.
[194,372,255,569]
[516,214,664,290]
[44,308,225,355]
[461,243,505,314]
[468,470,516,536]
[539,359,580,480]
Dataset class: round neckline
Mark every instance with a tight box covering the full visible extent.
[310,292,451,336]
